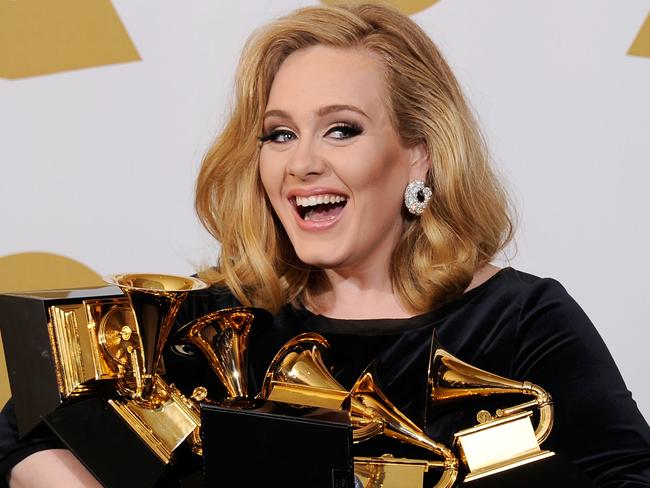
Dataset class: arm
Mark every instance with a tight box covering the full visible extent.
[8,450,100,488]
[0,400,98,488]
[514,279,650,487]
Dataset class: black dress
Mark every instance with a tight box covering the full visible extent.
[1,267,649,487]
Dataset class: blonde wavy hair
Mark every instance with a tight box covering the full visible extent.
[195,3,514,314]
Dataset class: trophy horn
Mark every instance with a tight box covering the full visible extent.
[260,333,347,404]
[261,333,459,488]
[260,332,384,440]
[426,334,553,445]
[104,273,208,402]
[175,306,273,401]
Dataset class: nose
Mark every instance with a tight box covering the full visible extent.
[286,137,326,180]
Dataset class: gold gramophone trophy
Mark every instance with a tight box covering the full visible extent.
[426,335,554,482]
[261,332,459,488]
[101,273,209,464]
[171,305,273,455]
[0,272,211,486]
[174,306,272,403]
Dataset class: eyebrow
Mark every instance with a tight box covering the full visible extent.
[263,104,369,122]
[317,104,369,118]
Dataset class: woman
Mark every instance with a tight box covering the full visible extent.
[2,3,649,487]
[190,4,650,486]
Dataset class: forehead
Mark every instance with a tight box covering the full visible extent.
[266,45,389,115]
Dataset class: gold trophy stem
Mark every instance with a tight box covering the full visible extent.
[127,346,145,399]
[494,382,554,444]
[352,417,384,442]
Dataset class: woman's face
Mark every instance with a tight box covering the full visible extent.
[259,45,428,274]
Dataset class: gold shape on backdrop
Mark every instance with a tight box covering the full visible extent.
[0,0,140,79]
[0,252,104,404]
[0,252,104,293]
[628,12,650,58]
[321,0,439,16]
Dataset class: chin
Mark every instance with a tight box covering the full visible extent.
[294,251,341,270]
[291,243,347,270]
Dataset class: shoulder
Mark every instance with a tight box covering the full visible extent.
[481,267,573,306]
[480,268,616,381]
[436,267,599,379]
[450,266,585,331]
[493,267,599,339]
[474,267,590,337]
[494,268,594,336]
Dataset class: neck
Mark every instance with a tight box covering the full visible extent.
[306,263,502,320]
[308,263,413,319]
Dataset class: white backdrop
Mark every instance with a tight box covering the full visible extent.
[1,0,649,419]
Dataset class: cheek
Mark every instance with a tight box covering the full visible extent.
[258,154,280,202]
[338,144,387,185]
[353,145,408,193]
[259,154,292,231]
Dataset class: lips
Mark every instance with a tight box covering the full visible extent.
[288,190,348,228]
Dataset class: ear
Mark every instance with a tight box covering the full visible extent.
[408,142,430,182]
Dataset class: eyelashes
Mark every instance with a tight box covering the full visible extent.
[258,129,295,143]
[325,122,363,139]
[259,122,364,144]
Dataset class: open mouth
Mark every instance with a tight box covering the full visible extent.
[292,194,348,222]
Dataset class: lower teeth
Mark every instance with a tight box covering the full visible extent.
[301,202,346,222]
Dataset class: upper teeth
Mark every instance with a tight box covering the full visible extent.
[295,194,347,207]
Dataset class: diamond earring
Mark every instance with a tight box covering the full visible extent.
[404,180,432,216]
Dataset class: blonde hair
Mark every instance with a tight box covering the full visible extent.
[195,3,514,314]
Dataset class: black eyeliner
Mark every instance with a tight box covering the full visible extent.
[258,133,274,142]
[327,122,364,137]
[345,123,363,135]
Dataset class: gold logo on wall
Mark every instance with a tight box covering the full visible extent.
[0,0,140,79]
[0,252,104,293]
[629,12,650,58]
[322,0,439,15]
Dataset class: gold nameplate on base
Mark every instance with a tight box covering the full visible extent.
[267,383,349,411]
[354,455,444,488]
[454,411,554,482]
[108,376,200,463]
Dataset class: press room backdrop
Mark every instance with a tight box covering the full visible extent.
[1,0,649,417]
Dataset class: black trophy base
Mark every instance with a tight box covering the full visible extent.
[461,453,598,487]
[43,396,168,488]
[201,399,354,488]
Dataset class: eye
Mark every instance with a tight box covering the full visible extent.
[259,129,297,144]
[324,123,363,140]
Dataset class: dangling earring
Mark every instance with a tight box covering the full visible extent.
[404,180,432,216]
